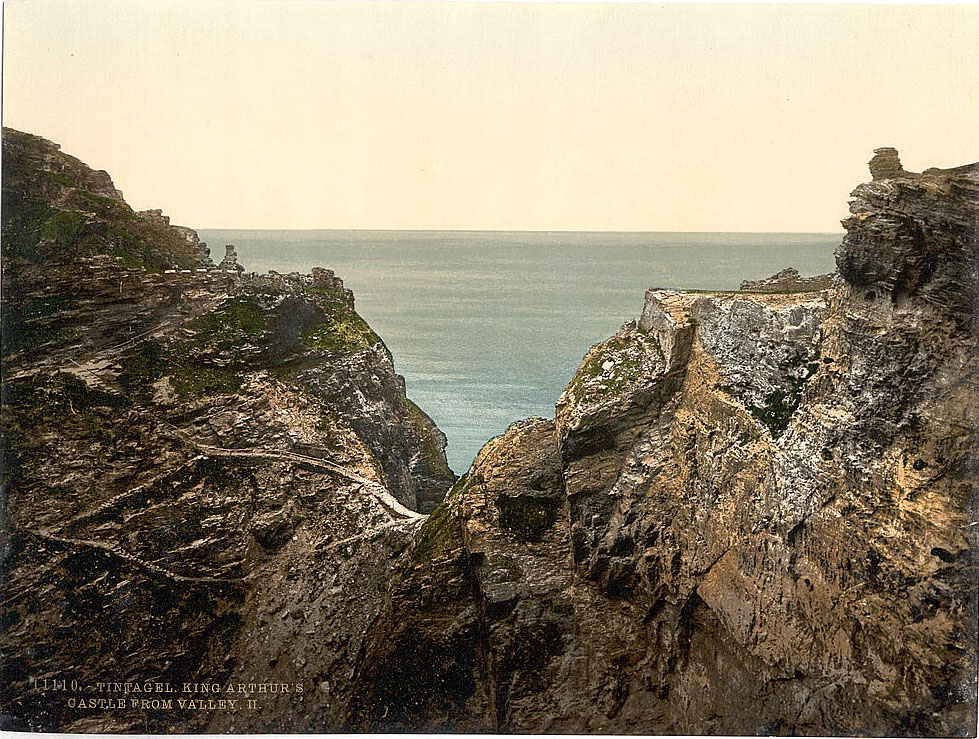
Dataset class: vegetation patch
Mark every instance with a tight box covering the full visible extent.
[39,210,88,246]
[169,363,243,401]
[75,189,128,213]
[748,389,797,436]
[1,294,78,358]
[1,198,54,261]
[497,495,561,543]
[180,296,268,357]
[412,501,456,563]
[109,244,149,270]
[2,373,127,428]
[445,472,484,500]
[42,171,78,188]
[117,341,170,400]
[94,221,164,272]
[748,353,820,436]
[3,190,151,270]
[118,339,243,403]
[301,305,382,354]
[188,297,265,341]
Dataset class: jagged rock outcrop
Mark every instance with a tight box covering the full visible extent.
[1,128,454,733]
[869,146,909,181]
[139,209,211,266]
[217,244,245,274]
[344,152,978,735]
[2,129,201,270]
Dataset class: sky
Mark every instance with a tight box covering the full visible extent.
[3,1,978,232]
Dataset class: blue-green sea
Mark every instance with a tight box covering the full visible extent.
[200,230,840,473]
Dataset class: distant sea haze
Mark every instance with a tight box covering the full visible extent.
[200,230,840,473]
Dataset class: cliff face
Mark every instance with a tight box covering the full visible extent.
[2,129,976,736]
[342,156,978,735]
[0,128,454,733]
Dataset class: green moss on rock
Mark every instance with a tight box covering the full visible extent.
[1,294,78,358]
[189,297,265,339]
[748,389,796,436]
[444,472,484,501]
[1,199,54,261]
[169,364,242,401]
[109,245,150,270]
[75,189,128,212]
[412,501,456,563]
[117,341,169,400]
[747,353,820,436]
[39,210,88,246]
[41,171,77,188]
[2,373,127,428]
[118,339,243,403]
[301,305,382,354]
[567,332,660,405]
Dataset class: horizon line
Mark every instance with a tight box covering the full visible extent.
[195,227,846,235]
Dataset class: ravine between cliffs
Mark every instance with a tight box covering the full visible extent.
[1,133,976,735]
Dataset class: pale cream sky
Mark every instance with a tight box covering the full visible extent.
[3,2,978,231]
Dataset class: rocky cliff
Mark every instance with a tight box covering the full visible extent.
[2,131,976,736]
[341,154,978,735]
[0,128,454,733]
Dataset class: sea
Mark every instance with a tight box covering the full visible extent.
[199,230,840,474]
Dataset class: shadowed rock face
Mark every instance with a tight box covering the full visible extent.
[2,129,976,736]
